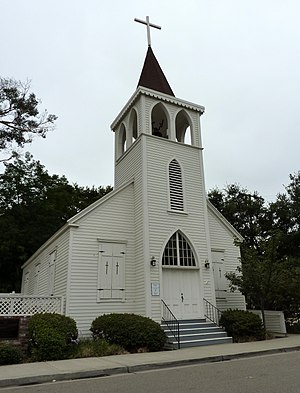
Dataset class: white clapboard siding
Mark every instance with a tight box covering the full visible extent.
[21,228,70,298]
[67,182,138,335]
[114,137,146,315]
[249,310,287,334]
[145,135,213,321]
[115,138,141,188]
[207,202,246,311]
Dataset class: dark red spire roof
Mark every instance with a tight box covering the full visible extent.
[137,46,175,96]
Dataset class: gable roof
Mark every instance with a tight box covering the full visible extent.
[207,200,244,242]
[137,46,175,96]
[21,180,134,269]
[68,179,134,224]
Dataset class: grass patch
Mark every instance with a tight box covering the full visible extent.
[70,339,125,359]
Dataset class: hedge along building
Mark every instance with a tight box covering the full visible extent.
[21,17,246,335]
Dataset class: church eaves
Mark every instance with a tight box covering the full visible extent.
[137,46,175,97]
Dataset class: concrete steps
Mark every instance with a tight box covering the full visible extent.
[161,318,232,349]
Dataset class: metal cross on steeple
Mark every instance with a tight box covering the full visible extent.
[134,16,161,47]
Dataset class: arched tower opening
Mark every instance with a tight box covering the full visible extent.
[175,110,193,145]
[117,123,126,159]
[151,103,169,139]
[129,108,138,143]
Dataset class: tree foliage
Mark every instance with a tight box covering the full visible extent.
[208,174,300,320]
[208,184,268,249]
[0,78,57,162]
[0,153,112,292]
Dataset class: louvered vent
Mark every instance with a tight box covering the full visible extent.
[169,159,184,211]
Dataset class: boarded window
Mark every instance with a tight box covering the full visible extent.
[212,251,227,298]
[98,243,125,301]
[169,159,184,211]
[23,272,30,295]
[34,263,41,295]
[162,232,196,267]
[48,250,56,296]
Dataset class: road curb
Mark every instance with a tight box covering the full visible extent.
[128,345,300,373]
[1,346,300,388]
[0,367,128,388]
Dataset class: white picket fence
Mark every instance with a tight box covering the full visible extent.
[0,294,64,316]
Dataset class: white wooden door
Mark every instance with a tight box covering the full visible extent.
[212,251,227,298]
[162,269,201,320]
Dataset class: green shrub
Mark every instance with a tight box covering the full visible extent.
[28,313,78,361]
[219,309,265,342]
[90,313,167,352]
[0,344,23,365]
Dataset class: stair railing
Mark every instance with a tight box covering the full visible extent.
[203,298,222,326]
[161,300,180,349]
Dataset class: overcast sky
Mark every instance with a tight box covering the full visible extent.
[1,0,299,201]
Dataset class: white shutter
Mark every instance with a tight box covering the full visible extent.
[34,263,41,295]
[48,264,55,296]
[23,272,30,295]
[99,255,113,299]
[48,251,56,296]
[111,257,124,298]
[98,243,125,301]
[212,251,227,296]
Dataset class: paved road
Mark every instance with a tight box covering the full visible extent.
[2,351,300,393]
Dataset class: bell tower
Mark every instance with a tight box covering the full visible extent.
[110,17,214,320]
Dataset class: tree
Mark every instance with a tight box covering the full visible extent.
[0,78,57,162]
[0,153,112,291]
[208,179,300,321]
[269,172,300,258]
[208,184,269,249]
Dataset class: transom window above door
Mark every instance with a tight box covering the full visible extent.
[162,231,196,267]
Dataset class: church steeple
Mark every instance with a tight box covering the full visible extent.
[111,16,205,161]
[134,16,175,96]
[137,46,175,97]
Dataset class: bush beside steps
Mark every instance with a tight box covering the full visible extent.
[24,312,166,362]
[91,313,167,352]
[220,309,266,342]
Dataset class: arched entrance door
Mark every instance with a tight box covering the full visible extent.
[162,231,202,320]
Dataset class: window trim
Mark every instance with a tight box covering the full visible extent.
[162,231,197,268]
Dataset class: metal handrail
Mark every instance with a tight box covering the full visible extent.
[203,298,222,326]
[161,300,180,349]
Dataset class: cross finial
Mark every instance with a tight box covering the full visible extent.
[134,16,161,47]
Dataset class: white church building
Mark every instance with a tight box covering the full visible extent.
[21,20,246,338]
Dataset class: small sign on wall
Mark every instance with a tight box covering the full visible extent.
[151,282,160,296]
